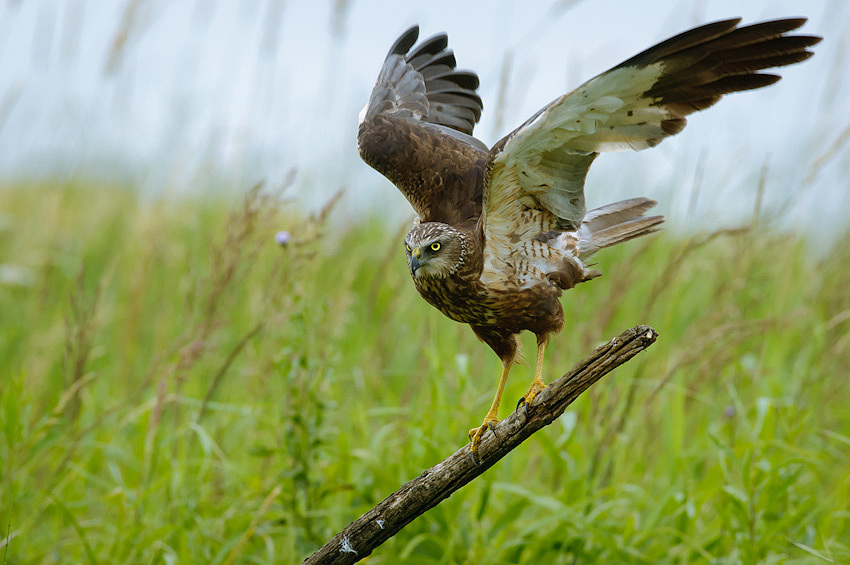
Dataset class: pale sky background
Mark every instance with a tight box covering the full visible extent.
[1,0,848,237]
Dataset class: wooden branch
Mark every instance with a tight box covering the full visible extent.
[302,325,659,565]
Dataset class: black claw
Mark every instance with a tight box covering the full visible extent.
[487,420,497,432]
[516,396,526,411]
[468,449,480,466]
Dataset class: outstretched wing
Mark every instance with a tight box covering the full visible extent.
[358,25,488,226]
[481,17,820,285]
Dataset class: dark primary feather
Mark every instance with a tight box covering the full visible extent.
[634,17,821,117]
[387,24,419,56]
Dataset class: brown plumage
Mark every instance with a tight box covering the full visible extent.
[357,18,820,460]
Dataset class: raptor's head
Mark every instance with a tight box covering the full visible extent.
[404,222,468,279]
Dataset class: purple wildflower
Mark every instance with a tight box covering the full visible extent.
[275,231,291,247]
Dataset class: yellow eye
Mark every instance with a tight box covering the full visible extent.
[430,242,441,252]
[405,243,411,252]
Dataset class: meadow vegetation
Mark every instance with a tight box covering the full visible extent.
[1,180,849,564]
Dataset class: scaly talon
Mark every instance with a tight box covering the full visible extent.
[469,416,499,461]
[517,379,547,410]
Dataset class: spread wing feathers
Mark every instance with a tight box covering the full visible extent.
[359,24,484,135]
[480,17,819,288]
[358,25,488,225]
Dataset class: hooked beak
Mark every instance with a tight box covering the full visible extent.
[409,247,422,274]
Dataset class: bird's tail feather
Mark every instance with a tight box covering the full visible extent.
[578,198,664,260]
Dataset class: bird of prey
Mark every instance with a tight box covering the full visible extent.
[357,18,820,460]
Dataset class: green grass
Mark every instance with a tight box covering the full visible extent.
[1,180,849,564]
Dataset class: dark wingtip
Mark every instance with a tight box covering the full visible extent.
[768,16,808,31]
[431,69,480,90]
[693,17,744,36]
[736,17,821,44]
[616,17,743,69]
[389,25,419,57]
[804,34,824,47]
[408,32,450,61]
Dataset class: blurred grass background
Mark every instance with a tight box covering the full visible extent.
[2,0,850,562]
[1,180,848,563]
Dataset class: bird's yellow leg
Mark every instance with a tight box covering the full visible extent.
[519,341,547,408]
[469,359,511,460]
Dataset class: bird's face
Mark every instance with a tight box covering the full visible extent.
[404,223,466,279]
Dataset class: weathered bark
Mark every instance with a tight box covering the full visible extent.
[303,325,658,564]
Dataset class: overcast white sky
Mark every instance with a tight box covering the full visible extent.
[1,0,848,235]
